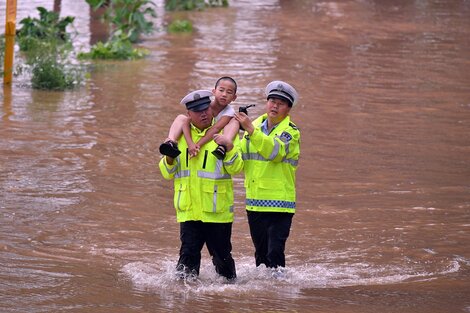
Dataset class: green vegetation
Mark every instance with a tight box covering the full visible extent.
[81,0,156,60]
[86,0,156,42]
[31,58,82,90]
[0,35,4,74]
[168,19,193,33]
[78,36,150,60]
[6,1,232,87]
[165,0,229,11]
[78,34,149,60]
[16,6,75,52]
[165,0,229,34]
[15,7,83,90]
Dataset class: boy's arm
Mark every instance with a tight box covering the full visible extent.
[197,116,232,147]
[182,117,200,157]
[182,117,194,147]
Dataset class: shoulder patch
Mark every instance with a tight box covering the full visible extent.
[289,122,299,130]
[280,131,293,142]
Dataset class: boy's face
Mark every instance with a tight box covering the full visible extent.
[212,80,237,107]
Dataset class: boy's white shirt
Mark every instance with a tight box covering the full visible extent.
[215,105,235,122]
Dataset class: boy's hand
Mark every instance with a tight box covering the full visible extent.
[188,143,200,158]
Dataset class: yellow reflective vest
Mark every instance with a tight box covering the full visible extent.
[159,122,244,223]
[240,114,300,213]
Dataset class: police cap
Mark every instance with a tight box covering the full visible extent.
[180,90,212,111]
[265,81,298,107]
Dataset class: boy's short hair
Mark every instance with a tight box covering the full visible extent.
[215,76,237,93]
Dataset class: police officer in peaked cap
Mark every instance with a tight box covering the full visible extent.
[158,89,244,282]
[159,90,213,158]
[234,80,301,279]
[180,89,213,111]
[265,80,299,107]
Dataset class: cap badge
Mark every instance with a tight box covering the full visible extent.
[193,93,201,100]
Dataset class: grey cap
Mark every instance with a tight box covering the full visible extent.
[180,90,212,111]
[265,81,298,107]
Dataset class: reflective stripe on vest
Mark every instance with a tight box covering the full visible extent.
[175,169,190,178]
[224,153,239,166]
[242,152,299,167]
[246,198,296,209]
[163,161,179,174]
[198,171,231,180]
[268,139,280,160]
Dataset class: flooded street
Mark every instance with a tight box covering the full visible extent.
[1,0,470,312]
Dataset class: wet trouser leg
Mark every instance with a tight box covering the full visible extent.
[247,211,294,268]
[204,222,236,280]
[266,212,293,268]
[247,210,269,266]
[177,221,205,275]
[177,221,236,279]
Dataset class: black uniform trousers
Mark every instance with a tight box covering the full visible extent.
[177,221,236,280]
[246,210,294,268]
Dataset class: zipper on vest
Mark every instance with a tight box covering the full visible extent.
[185,148,189,167]
[212,184,217,212]
[202,150,208,169]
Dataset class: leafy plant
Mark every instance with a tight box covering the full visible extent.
[20,35,73,65]
[81,0,154,60]
[78,35,149,60]
[16,6,75,51]
[86,0,156,43]
[206,0,229,7]
[165,0,228,11]
[31,57,82,90]
[165,0,204,11]
[0,35,4,74]
[168,19,193,33]
[15,7,83,90]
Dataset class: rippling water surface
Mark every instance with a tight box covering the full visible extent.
[1,1,470,312]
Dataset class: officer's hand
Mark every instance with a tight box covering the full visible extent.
[235,112,254,135]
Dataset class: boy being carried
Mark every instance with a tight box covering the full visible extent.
[159,76,239,160]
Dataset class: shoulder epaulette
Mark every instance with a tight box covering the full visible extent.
[289,122,299,130]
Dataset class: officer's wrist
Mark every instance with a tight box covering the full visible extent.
[165,156,175,165]
[246,124,255,135]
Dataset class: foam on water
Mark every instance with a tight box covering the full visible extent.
[121,255,462,296]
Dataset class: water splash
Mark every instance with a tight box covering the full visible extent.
[122,255,461,296]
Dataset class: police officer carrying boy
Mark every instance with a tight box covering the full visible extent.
[159,90,244,281]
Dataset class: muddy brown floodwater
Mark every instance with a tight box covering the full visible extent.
[1,1,470,312]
